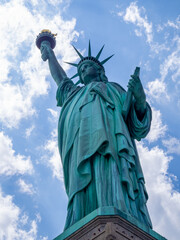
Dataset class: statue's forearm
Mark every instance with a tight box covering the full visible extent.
[48,51,67,86]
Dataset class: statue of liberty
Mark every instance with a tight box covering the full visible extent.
[36,30,152,230]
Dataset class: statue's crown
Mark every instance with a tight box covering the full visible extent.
[65,41,114,82]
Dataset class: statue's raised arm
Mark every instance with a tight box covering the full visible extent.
[36,30,67,86]
[41,41,67,85]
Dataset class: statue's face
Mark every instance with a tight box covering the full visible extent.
[79,62,99,85]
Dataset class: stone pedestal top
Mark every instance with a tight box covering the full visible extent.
[54,207,167,240]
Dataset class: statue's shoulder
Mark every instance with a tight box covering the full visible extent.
[108,82,126,94]
[56,78,82,107]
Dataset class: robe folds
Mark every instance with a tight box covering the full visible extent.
[56,78,152,230]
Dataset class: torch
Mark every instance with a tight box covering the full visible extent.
[36,29,57,50]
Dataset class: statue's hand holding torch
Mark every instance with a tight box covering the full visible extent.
[36,29,57,61]
[40,41,52,61]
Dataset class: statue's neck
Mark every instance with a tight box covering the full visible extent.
[84,76,100,85]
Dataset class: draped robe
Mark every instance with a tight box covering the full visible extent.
[56,78,152,230]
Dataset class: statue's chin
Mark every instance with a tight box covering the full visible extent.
[82,75,99,85]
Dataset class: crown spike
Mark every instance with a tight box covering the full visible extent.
[64,61,78,67]
[70,73,79,79]
[88,40,91,57]
[96,45,105,60]
[100,54,114,65]
[72,45,83,59]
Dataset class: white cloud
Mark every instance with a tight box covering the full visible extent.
[147,36,180,102]
[147,79,170,101]
[0,187,38,240]
[149,42,170,55]
[162,137,180,155]
[43,129,63,181]
[137,142,180,240]
[17,179,36,195]
[167,20,180,29]
[0,82,36,128]
[25,125,35,138]
[117,3,180,103]
[116,2,170,55]
[159,16,180,31]
[47,108,59,121]
[20,214,29,226]
[0,0,80,128]
[40,237,48,240]
[159,36,180,83]
[48,0,63,5]
[118,2,153,43]
[0,131,33,176]
[146,107,167,143]
[117,11,123,17]
[134,29,142,37]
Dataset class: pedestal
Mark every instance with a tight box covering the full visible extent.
[54,207,166,240]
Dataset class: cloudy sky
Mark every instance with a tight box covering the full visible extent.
[0,0,180,239]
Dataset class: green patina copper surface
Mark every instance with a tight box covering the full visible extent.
[38,37,152,231]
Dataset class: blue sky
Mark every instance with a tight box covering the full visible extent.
[0,0,180,239]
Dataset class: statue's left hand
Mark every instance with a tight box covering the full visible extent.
[127,74,146,105]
